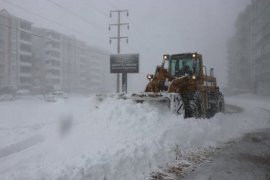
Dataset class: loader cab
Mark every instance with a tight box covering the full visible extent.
[168,53,202,78]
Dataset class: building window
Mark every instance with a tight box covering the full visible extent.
[0,39,4,49]
[46,51,60,58]
[47,32,60,40]
[80,57,86,62]
[262,41,270,55]
[52,79,60,84]
[51,60,60,67]
[0,16,4,24]
[46,69,60,76]
[20,21,31,31]
[20,54,31,63]
[20,77,31,84]
[46,41,60,48]
[20,43,31,52]
[20,31,31,41]
[47,60,60,67]
[20,66,31,73]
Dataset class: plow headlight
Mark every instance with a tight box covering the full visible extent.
[163,54,170,61]
[192,75,196,80]
[147,74,154,80]
[192,54,196,58]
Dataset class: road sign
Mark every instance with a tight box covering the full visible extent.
[110,54,139,73]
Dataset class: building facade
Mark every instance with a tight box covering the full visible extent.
[227,0,270,95]
[0,9,32,91]
[32,27,112,94]
[32,27,62,91]
[61,34,79,93]
[0,9,113,94]
[250,0,270,95]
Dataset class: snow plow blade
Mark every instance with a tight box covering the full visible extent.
[96,92,184,115]
[96,93,129,101]
[131,92,184,115]
[131,92,169,101]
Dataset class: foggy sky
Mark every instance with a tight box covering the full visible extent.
[0,0,251,92]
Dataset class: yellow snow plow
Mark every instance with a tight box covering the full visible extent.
[131,52,225,118]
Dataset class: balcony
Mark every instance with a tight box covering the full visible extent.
[255,71,270,81]
[255,51,270,63]
[19,72,32,77]
[20,61,32,67]
[46,74,61,80]
[45,45,61,53]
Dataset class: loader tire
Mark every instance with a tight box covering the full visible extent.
[191,91,206,118]
[217,93,225,113]
[170,93,185,116]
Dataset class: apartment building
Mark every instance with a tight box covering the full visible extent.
[86,47,113,93]
[78,41,89,93]
[62,37,93,94]
[61,34,80,93]
[0,9,113,94]
[32,27,62,91]
[33,27,112,94]
[227,0,270,95]
[227,8,252,91]
[0,9,32,91]
[250,0,270,95]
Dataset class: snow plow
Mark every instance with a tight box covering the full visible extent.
[131,52,224,118]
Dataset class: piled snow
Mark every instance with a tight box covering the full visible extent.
[0,94,269,179]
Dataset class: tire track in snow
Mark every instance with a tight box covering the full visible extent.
[0,135,44,159]
[225,104,244,114]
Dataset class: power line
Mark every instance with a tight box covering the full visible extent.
[83,1,109,18]
[0,23,109,56]
[3,0,141,54]
[127,18,157,51]
[106,0,118,10]
[46,0,142,54]
[93,0,157,52]
[104,0,158,51]
[1,0,100,43]
[81,1,145,53]
[46,0,101,27]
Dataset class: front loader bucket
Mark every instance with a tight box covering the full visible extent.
[131,92,184,115]
[131,92,169,102]
[96,92,129,101]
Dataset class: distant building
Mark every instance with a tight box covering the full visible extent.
[227,0,270,95]
[86,46,107,93]
[0,9,113,94]
[0,9,32,91]
[61,35,112,94]
[32,26,113,94]
[78,41,90,93]
[32,27,62,92]
[227,7,252,92]
[249,0,270,95]
[61,34,80,93]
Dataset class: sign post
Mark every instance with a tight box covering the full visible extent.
[110,54,139,93]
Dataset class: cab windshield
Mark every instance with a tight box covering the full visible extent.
[169,55,199,77]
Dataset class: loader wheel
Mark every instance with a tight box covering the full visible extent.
[170,93,185,116]
[176,99,185,115]
[190,91,206,118]
[217,93,225,113]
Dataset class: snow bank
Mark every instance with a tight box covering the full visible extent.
[0,94,269,179]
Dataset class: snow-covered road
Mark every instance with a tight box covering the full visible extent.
[181,128,270,180]
[0,94,269,179]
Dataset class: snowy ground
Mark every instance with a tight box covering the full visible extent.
[0,94,269,179]
[181,128,270,180]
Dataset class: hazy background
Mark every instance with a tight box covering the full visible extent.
[0,0,251,92]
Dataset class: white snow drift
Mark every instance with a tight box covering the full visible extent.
[0,94,269,179]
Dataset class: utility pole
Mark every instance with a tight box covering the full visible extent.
[109,10,129,93]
